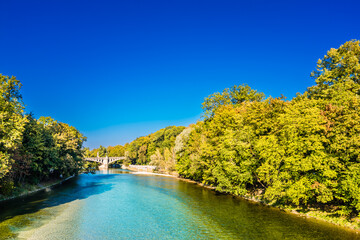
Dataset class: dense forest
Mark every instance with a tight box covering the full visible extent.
[91,40,360,218]
[0,75,86,196]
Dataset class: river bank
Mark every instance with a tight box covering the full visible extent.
[124,165,360,233]
[183,177,360,232]
[0,175,75,203]
[189,179,360,232]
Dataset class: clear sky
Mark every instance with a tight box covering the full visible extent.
[1,0,359,149]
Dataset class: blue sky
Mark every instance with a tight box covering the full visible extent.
[1,0,359,149]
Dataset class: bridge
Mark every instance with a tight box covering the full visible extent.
[84,156,125,169]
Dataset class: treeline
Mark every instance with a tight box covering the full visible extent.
[97,40,360,217]
[175,40,360,216]
[87,126,185,173]
[0,75,86,196]
[85,145,125,158]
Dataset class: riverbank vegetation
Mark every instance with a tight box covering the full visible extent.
[88,126,184,173]
[0,75,86,197]
[177,40,360,225]
[91,40,360,227]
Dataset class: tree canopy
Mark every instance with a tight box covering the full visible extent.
[202,84,265,119]
[0,74,86,195]
[175,40,360,217]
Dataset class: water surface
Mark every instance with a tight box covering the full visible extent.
[0,169,359,239]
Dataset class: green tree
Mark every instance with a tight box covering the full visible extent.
[176,122,207,181]
[308,40,360,99]
[202,84,265,119]
[98,145,107,157]
[107,145,125,157]
[0,74,26,182]
[52,121,86,177]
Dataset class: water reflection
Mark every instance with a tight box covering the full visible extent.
[128,175,360,240]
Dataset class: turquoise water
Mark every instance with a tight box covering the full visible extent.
[0,169,359,239]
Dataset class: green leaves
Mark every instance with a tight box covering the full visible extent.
[201,84,265,119]
[176,40,360,217]
[308,40,360,99]
[0,74,86,194]
[0,74,26,181]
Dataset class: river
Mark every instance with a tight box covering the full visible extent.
[0,169,359,239]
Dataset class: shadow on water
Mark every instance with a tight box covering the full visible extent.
[0,173,119,239]
[0,174,116,222]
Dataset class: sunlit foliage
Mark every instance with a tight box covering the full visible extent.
[176,40,360,217]
[0,74,86,195]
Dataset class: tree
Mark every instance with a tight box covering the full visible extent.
[202,84,265,119]
[174,127,193,155]
[107,145,125,157]
[52,121,86,177]
[308,40,360,99]
[19,114,50,183]
[150,149,164,170]
[98,145,107,157]
[176,122,207,181]
[0,74,26,181]
[305,40,360,213]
